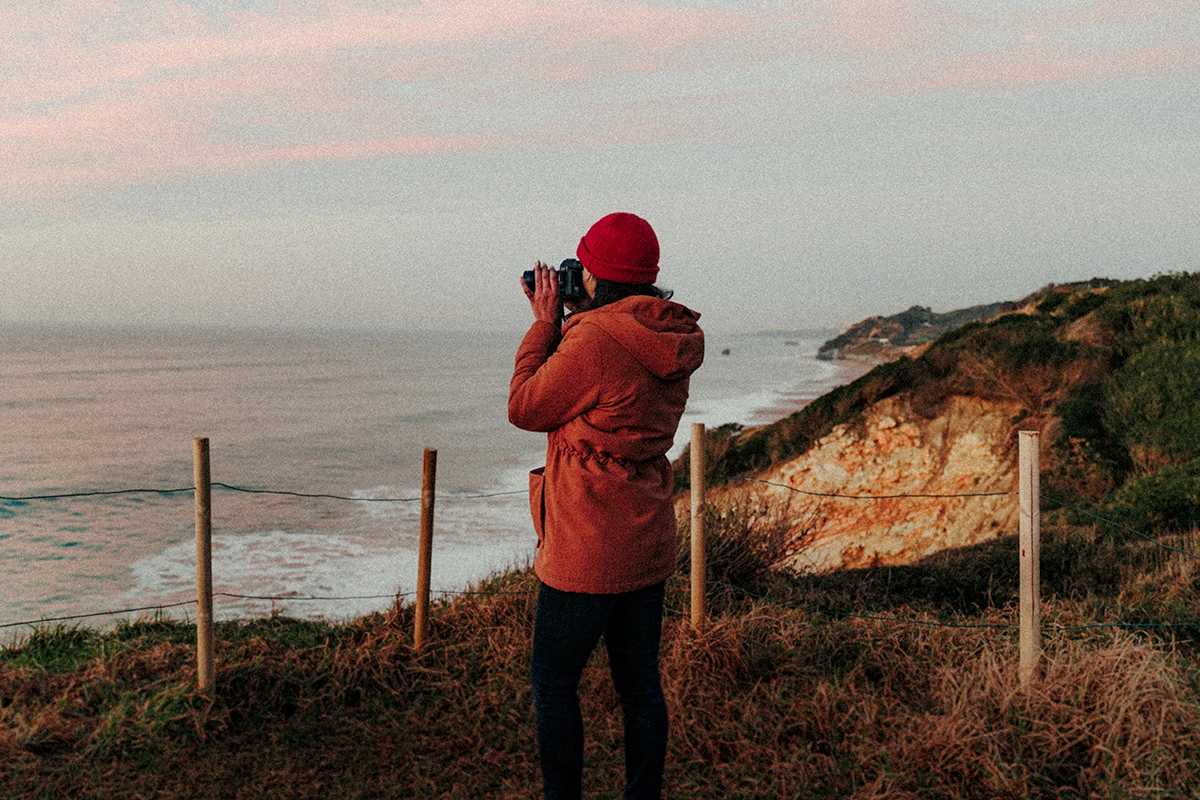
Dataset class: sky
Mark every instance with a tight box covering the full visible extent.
[2,0,1199,335]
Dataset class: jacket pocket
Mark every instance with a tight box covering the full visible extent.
[528,466,546,547]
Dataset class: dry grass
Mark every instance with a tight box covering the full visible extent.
[656,606,1200,799]
[4,521,1200,798]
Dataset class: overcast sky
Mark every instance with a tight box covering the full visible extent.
[3,0,1198,334]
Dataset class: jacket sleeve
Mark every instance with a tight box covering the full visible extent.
[509,319,603,432]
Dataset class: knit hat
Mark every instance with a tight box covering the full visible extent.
[576,212,660,284]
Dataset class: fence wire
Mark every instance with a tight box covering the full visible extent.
[0,588,538,631]
[9,577,1200,637]
[4,474,1200,636]
[730,476,1200,563]
[0,483,526,504]
[0,601,197,630]
[738,476,1014,500]
[1043,495,1200,561]
[714,581,1200,634]
[0,487,193,501]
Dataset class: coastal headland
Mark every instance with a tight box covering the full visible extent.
[679,275,1193,574]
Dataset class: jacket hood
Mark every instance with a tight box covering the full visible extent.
[566,296,704,381]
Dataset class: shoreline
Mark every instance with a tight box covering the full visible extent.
[2,332,876,636]
[744,357,876,427]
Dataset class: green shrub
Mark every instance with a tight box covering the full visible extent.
[1103,339,1200,471]
[964,313,1080,368]
[1096,273,1200,355]
[1037,291,1071,314]
[1102,458,1200,532]
[1036,284,1113,321]
[1062,290,1107,320]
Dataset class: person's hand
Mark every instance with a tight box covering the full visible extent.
[521,261,561,327]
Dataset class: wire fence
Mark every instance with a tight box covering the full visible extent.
[736,476,1015,500]
[0,478,532,633]
[3,460,1198,637]
[0,482,527,504]
[740,476,1200,565]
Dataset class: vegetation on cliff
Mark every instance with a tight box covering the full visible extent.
[682,272,1200,536]
[816,301,1015,360]
[813,279,1118,361]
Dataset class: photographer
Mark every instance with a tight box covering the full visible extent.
[509,212,704,800]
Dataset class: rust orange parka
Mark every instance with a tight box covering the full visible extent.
[509,296,704,594]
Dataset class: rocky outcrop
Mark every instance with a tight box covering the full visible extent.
[757,394,1025,574]
[817,303,1015,362]
[816,280,1119,363]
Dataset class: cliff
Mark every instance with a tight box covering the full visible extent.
[815,279,1118,363]
[681,273,1200,573]
[762,394,1021,573]
[816,302,1015,362]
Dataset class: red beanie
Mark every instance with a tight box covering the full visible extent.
[576,212,660,284]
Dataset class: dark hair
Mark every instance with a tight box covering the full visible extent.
[591,278,673,309]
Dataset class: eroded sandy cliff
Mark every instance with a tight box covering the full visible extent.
[755,394,1026,573]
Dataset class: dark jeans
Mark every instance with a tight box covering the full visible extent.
[529,581,669,800]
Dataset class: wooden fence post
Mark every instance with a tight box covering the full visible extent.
[1019,430,1042,686]
[414,448,437,654]
[690,423,706,630]
[193,437,215,695]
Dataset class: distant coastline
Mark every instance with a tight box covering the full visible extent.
[746,356,874,427]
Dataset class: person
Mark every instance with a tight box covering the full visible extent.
[508,212,704,799]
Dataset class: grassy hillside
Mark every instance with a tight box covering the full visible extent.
[3,511,1200,798]
[812,279,1120,361]
[680,272,1200,536]
[815,300,1017,359]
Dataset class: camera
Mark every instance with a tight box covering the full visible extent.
[523,259,586,302]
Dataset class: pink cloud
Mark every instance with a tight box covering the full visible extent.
[858,43,1200,94]
[1,0,764,199]
[845,0,1200,93]
[2,0,1197,200]
[802,0,981,56]
[1014,0,1195,34]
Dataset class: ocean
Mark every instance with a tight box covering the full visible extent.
[0,326,856,638]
